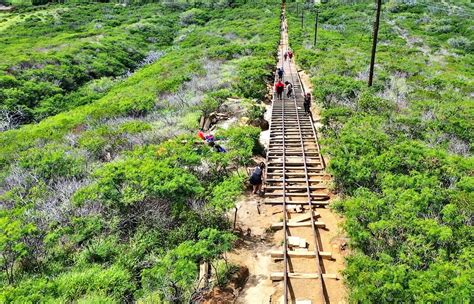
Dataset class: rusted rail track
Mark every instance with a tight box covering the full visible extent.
[264,11,336,304]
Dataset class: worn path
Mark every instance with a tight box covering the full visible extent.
[230,6,347,304]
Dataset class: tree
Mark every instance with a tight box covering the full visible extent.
[142,241,199,303]
[0,208,36,284]
[210,173,245,229]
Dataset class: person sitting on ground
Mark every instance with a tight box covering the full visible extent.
[197,130,206,140]
[277,67,284,80]
[249,162,265,194]
[205,134,215,143]
[285,81,293,98]
[275,80,285,100]
[304,92,311,115]
[208,141,226,153]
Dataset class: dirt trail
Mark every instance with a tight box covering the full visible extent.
[228,6,348,304]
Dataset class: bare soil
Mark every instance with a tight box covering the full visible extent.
[224,8,348,304]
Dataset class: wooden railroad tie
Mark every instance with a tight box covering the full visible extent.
[271,221,326,229]
[270,272,339,281]
[265,185,327,191]
[264,200,330,205]
[270,250,333,260]
[264,193,330,198]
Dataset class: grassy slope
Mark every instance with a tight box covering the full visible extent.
[288,0,473,302]
[0,3,180,123]
[0,1,280,302]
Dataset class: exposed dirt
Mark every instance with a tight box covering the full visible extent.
[220,7,348,304]
[226,166,279,303]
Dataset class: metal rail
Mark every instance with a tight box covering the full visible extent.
[279,34,290,304]
[287,51,327,304]
[264,6,330,303]
[267,34,290,303]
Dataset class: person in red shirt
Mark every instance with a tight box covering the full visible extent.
[288,50,293,60]
[275,80,285,100]
[197,130,205,140]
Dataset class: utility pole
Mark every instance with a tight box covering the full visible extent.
[368,0,382,87]
[301,10,304,29]
[314,9,319,47]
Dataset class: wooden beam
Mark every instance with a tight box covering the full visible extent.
[265,186,327,191]
[270,250,333,259]
[265,200,329,205]
[265,193,330,197]
[288,212,319,222]
[270,272,339,281]
[271,221,326,229]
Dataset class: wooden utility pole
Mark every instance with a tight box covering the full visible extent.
[301,10,304,29]
[368,0,382,87]
[314,9,319,47]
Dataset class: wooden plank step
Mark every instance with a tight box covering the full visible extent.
[265,178,325,182]
[266,163,322,167]
[265,185,327,190]
[270,250,333,259]
[265,172,324,176]
[271,221,326,229]
[267,166,323,170]
[264,200,330,205]
[266,172,326,176]
[265,193,329,197]
[268,152,319,155]
[288,213,319,222]
[270,272,339,281]
[268,151,319,154]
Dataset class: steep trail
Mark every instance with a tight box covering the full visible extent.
[228,5,347,304]
[262,7,348,304]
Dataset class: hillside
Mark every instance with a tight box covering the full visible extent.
[0,1,280,302]
[0,0,473,303]
[288,0,473,302]
[0,3,183,126]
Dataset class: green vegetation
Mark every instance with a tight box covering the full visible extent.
[288,0,473,302]
[0,1,279,302]
[0,3,181,125]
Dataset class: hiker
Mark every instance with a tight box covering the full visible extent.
[249,162,265,194]
[209,141,226,153]
[197,130,206,140]
[205,134,215,143]
[275,80,285,100]
[288,50,293,60]
[304,93,311,115]
[277,67,284,80]
[285,81,293,98]
[284,51,288,61]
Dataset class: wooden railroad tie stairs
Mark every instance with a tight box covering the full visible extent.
[263,12,337,304]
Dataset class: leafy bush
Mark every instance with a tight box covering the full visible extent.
[55,265,132,302]
[19,144,86,180]
[210,173,245,212]
[180,8,209,26]
[447,36,472,51]
[0,1,281,302]
[289,1,473,301]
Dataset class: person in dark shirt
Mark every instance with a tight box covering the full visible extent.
[304,93,311,115]
[277,67,284,80]
[249,162,265,194]
[285,81,293,98]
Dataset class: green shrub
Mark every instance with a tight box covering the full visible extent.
[19,144,86,180]
[55,265,132,302]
